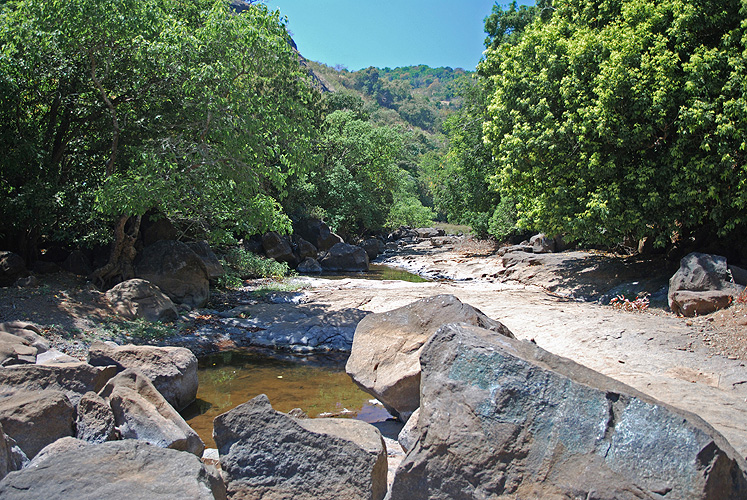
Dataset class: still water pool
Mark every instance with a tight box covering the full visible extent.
[183,350,387,448]
[320,263,428,282]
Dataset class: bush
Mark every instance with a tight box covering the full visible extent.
[218,248,292,289]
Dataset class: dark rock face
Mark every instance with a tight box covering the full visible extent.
[294,218,343,251]
[214,394,387,500]
[262,231,298,266]
[99,368,204,456]
[105,279,178,323]
[389,323,747,500]
[360,238,381,260]
[297,257,323,274]
[0,390,75,459]
[319,242,369,272]
[669,252,743,316]
[295,236,318,260]
[346,294,513,421]
[0,252,27,287]
[0,440,226,500]
[88,340,198,411]
[135,240,210,308]
[186,241,225,281]
[76,391,117,444]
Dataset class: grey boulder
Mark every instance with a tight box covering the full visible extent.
[88,340,197,411]
[105,278,178,322]
[669,252,744,316]
[297,257,323,274]
[294,218,343,251]
[388,323,747,499]
[214,394,387,500]
[320,242,369,272]
[262,231,298,266]
[135,240,210,308]
[530,233,556,254]
[346,294,513,421]
[186,241,224,281]
[0,439,226,499]
[75,391,117,443]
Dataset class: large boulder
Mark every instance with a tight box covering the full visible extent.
[360,238,382,260]
[134,240,210,308]
[0,332,37,366]
[186,241,224,281]
[295,236,318,260]
[75,391,117,444]
[0,321,49,353]
[0,252,27,287]
[105,279,178,322]
[99,368,204,456]
[0,362,117,407]
[294,218,343,251]
[88,340,197,411]
[530,233,556,254]
[414,227,445,239]
[297,257,323,274]
[0,439,226,499]
[320,242,369,272]
[0,390,75,459]
[346,294,513,421]
[388,323,747,499]
[262,232,298,265]
[214,394,387,500]
[669,252,744,316]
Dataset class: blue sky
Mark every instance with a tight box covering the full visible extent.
[267,0,534,71]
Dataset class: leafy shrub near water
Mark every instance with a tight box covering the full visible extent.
[218,248,293,289]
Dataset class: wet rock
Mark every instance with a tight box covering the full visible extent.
[346,294,513,421]
[0,423,26,480]
[186,241,224,281]
[297,257,323,274]
[262,231,298,266]
[99,368,204,456]
[88,340,197,411]
[76,391,117,443]
[213,394,386,500]
[668,252,743,316]
[530,233,555,254]
[135,240,210,308]
[0,252,27,287]
[0,440,226,499]
[0,362,117,407]
[389,323,747,499]
[294,218,343,251]
[320,242,369,272]
[388,227,417,242]
[105,279,178,322]
[0,390,75,459]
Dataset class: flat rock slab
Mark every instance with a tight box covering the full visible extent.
[0,439,226,499]
[389,323,747,499]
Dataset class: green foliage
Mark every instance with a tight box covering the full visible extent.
[480,0,747,245]
[102,318,178,342]
[218,247,292,288]
[0,0,318,250]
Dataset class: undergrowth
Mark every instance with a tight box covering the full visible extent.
[217,248,294,289]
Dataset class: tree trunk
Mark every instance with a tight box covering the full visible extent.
[91,215,141,289]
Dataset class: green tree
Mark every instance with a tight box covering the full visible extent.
[0,0,318,282]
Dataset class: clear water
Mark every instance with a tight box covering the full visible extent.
[320,263,428,282]
[182,349,389,448]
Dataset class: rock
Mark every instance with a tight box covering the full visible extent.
[213,394,387,500]
[31,260,61,274]
[62,249,93,276]
[28,436,89,468]
[13,275,38,288]
[346,294,514,421]
[320,242,369,272]
[76,391,117,443]
[295,236,318,260]
[141,217,179,248]
[729,264,747,287]
[388,323,747,499]
[414,228,445,239]
[670,290,735,317]
[34,348,79,365]
[0,423,26,481]
[135,240,210,308]
[397,407,420,453]
[529,233,555,254]
[186,241,225,281]
[294,218,344,251]
[297,257,323,274]
[0,252,27,287]
[0,362,117,407]
[554,233,570,252]
[668,252,743,315]
[0,321,49,353]
[0,439,226,499]
[105,279,179,322]
[262,231,298,265]
[0,390,75,459]
[88,340,197,411]
[0,332,37,366]
[497,244,534,256]
[99,368,204,456]
[360,238,381,260]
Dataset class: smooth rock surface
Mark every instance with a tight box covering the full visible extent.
[0,390,75,459]
[105,279,178,322]
[0,332,37,366]
[388,323,747,499]
[214,394,387,500]
[99,368,204,456]
[346,294,513,420]
[0,439,226,499]
[135,240,210,308]
[88,340,197,411]
[320,242,370,272]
